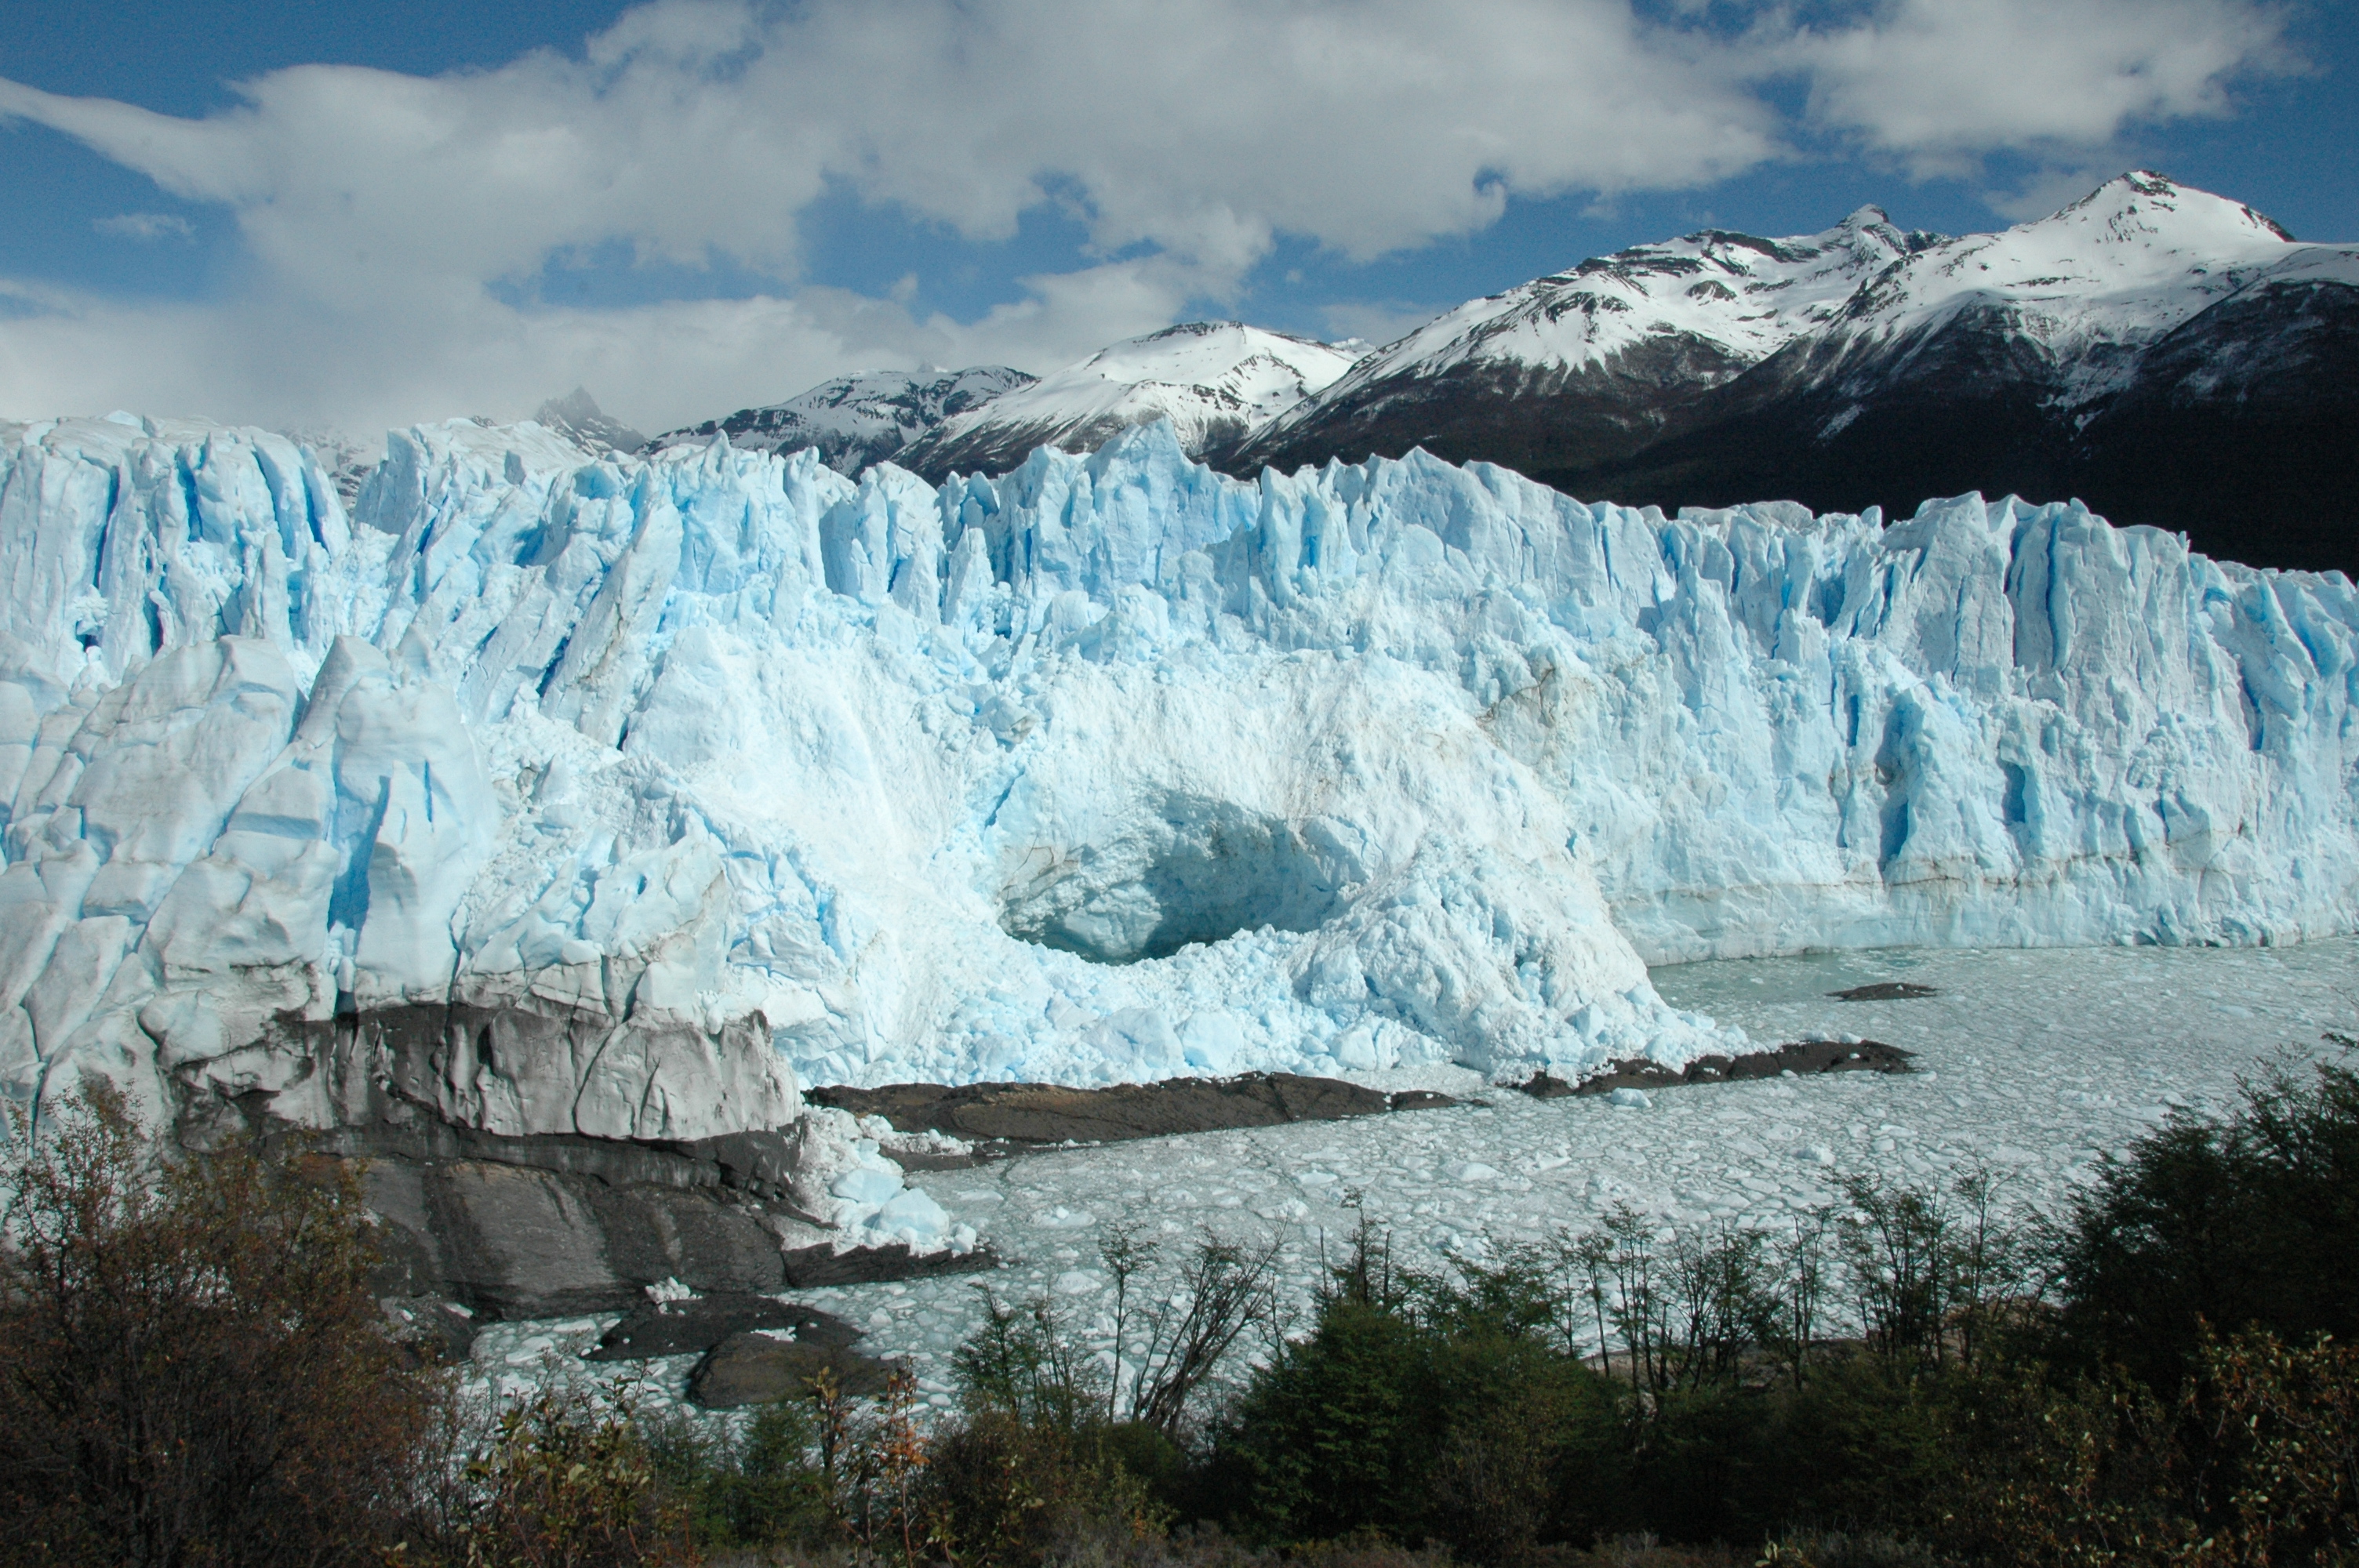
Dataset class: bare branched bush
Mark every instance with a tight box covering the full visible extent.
[1125,1234,1281,1433]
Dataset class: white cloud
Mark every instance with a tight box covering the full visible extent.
[0,0,1783,307]
[0,255,1203,438]
[1772,0,2295,176]
[0,0,2303,434]
[92,212,194,241]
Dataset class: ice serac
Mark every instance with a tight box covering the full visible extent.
[0,412,2354,1164]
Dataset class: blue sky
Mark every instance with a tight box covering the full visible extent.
[2,0,2352,437]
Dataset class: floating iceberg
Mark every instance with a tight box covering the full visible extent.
[0,410,2352,1156]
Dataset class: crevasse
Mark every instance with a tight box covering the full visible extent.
[0,410,2352,1151]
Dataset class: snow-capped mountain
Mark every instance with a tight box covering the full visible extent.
[1811,170,2299,394]
[1238,205,1942,480]
[892,322,1362,479]
[1239,174,2359,576]
[1587,175,2359,575]
[644,366,1034,475]
[533,388,648,456]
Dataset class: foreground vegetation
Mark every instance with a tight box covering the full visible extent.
[2,1044,2354,1567]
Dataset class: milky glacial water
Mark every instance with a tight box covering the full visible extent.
[468,938,2358,1414]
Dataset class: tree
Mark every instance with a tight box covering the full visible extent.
[0,1081,445,1567]
[2051,1050,2359,1388]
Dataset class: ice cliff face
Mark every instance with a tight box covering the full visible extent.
[2,410,2355,1154]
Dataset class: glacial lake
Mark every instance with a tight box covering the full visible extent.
[466,935,2359,1415]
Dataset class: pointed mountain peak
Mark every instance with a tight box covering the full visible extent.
[534,387,647,455]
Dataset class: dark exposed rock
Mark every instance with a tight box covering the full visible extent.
[397,1159,766,1319]
[811,1072,1454,1150]
[1677,1039,1914,1082]
[587,1293,862,1362]
[889,1146,992,1172]
[179,1001,994,1322]
[1513,285,2359,579]
[380,1294,482,1365]
[689,1330,901,1408]
[1236,335,1758,498]
[780,1240,998,1287]
[353,1153,993,1319]
[323,1116,809,1202]
[1520,1039,1914,1101]
[1830,982,1941,1001]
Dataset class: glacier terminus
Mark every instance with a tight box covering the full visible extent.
[0,408,2354,1258]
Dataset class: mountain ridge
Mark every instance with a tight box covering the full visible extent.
[892,322,1361,480]
[515,172,2354,575]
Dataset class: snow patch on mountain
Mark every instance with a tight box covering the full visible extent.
[900,323,1361,474]
[1252,207,1941,448]
[645,367,1036,475]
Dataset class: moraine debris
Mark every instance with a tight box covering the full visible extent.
[1830,981,1941,1000]
[1520,1038,1914,1100]
[811,1073,1458,1155]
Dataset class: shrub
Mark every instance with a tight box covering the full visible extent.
[642,1397,832,1552]
[454,1389,696,1568]
[0,1082,445,1567]
[2050,1050,2359,1388]
[1205,1295,1429,1544]
[2179,1327,2359,1565]
[1205,1243,1623,1559]
[920,1408,1164,1568]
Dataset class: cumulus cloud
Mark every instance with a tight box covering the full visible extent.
[0,0,1779,305]
[0,0,2302,434]
[92,212,194,241]
[1772,0,2296,176]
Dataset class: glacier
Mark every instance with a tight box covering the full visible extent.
[0,407,2354,1185]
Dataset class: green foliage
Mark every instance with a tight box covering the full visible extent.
[2179,1327,2359,1565]
[1834,1163,2033,1374]
[957,1288,1106,1436]
[1205,1225,1626,1559]
[918,1409,1166,1568]
[1183,1051,2359,1563]
[1208,1296,1431,1544]
[2051,1050,2359,1388]
[640,1398,831,1552]
[456,1389,693,1568]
